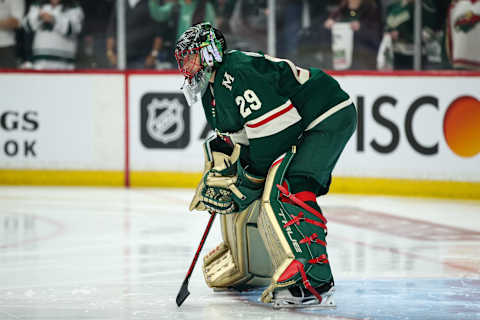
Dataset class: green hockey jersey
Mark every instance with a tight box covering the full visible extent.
[201,50,351,176]
[385,0,437,55]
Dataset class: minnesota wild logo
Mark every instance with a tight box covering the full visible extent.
[454,10,480,33]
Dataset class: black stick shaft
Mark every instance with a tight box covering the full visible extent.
[176,212,217,307]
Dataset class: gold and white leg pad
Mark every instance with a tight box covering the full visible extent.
[256,147,334,305]
[202,200,274,289]
[256,151,298,303]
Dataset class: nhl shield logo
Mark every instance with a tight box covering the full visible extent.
[141,93,190,149]
[146,98,184,143]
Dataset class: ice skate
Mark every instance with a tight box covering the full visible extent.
[272,284,336,309]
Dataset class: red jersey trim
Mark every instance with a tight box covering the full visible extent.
[246,104,294,128]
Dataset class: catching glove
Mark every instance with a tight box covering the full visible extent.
[189,137,265,214]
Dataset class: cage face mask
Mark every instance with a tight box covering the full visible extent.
[175,22,225,106]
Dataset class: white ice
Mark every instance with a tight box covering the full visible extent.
[0,186,479,320]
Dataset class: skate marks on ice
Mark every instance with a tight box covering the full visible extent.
[0,187,480,320]
[234,279,480,320]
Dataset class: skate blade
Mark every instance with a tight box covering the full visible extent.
[272,288,336,309]
[272,298,336,309]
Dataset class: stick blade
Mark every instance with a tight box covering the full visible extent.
[176,279,190,307]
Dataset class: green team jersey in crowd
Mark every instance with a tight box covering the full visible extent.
[385,0,437,55]
[201,50,351,176]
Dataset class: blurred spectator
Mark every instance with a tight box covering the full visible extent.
[446,0,480,70]
[431,0,451,34]
[430,0,451,69]
[148,0,216,68]
[76,0,114,69]
[215,0,236,33]
[277,0,303,60]
[148,0,216,41]
[0,0,25,68]
[15,0,35,67]
[380,0,437,70]
[226,0,267,52]
[324,0,382,70]
[24,0,84,70]
[292,1,337,69]
[106,0,163,69]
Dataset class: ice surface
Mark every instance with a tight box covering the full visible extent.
[0,186,479,320]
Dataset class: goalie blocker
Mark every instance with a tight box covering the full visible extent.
[195,143,335,307]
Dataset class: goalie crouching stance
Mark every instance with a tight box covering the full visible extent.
[175,22,357,308]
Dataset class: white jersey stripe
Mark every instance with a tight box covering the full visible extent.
[305,98,353,131]
[246,100,293,127]
[245,100,301,139]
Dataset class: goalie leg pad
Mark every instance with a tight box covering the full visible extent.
[257,147,334,303]
[202,200,274,289]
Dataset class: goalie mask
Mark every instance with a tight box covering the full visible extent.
[175,22,226,106]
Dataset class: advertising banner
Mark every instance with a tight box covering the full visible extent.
[335,75,480,181]
[129,73,480,182]
[2,71,478,192]
[129,73,209,173]
[0,73,125,170]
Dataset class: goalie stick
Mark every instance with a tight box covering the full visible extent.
[176,211,217,307]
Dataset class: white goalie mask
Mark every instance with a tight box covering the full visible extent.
[174,22,226,106]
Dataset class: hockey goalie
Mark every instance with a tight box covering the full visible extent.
[175,22,357,308]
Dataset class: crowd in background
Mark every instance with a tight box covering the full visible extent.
[0,0,478,71]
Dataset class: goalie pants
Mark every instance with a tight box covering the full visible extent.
[286,103,357,196]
